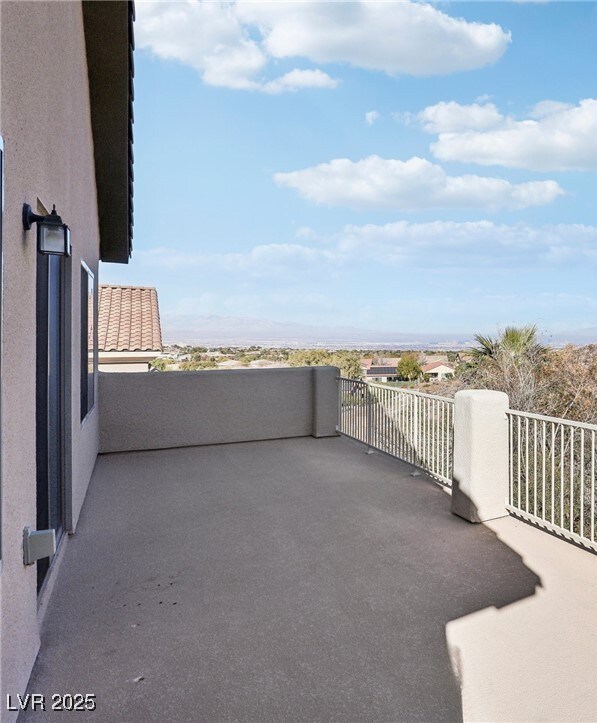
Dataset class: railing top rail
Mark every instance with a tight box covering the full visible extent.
[337,377,454,403]
[507,408,597,433]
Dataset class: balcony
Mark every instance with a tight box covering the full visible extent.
[24,369,597,721]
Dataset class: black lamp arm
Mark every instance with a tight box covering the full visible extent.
[22,203,45,231]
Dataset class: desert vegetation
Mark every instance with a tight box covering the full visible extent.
[429,325,597,424]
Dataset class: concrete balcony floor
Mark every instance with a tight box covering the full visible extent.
[23,436,597,721]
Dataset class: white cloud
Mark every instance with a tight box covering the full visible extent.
[262,69,338,94]
[238,1,510,76]
[135,1,336,92]
[426,98,597,171]
[136,221,597,279]
[135,1,511,92]
[417,101,504,133]
[336,220,597,267]
[529,100,573,119]
[365,111,380,126]
[137,243,339,277]
[274,156,564,211]
[135,1,266,91]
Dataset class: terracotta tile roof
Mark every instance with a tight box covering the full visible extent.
[98,285,162,352]
[361,358,400,369]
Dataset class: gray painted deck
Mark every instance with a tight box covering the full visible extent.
[23,436,539,721]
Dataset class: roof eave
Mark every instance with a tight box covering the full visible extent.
[83,0,135,264]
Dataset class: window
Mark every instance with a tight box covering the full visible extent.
[80,262,95,421]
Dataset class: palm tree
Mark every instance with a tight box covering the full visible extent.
[466,325,551,411]
[471,333,498,360]
[471,325,547,361]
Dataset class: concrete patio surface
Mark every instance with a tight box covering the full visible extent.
[22,436,543,722]
[448,512,597,722]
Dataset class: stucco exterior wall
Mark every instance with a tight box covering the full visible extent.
[451,390,509,523]
[99,362,151,373]
[0,1,101,711]
[98,351,158,373]
[100,367,340,454]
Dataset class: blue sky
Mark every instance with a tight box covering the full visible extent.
[101,1,597,337]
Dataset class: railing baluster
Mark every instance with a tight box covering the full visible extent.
[430,399,433,474]
[517,416,522,509]
[551,422,556,525]
[509,414,513,505]
[570,428,575,534]
[431,399,435,475]
[392,393,397,457]
[561,425,565,530]
[525,417,529,513]
[407,394,412,464]
[439,402,446,477]
[580,428,585,539]
[386,390,390,453]
[400,392,404,460]
[591,430,597,542]
[342,381,597,552]
[435,399,439,476]
[423,397,427,469]
[542,420,546,521]
[336,377,454,487]
[432,398,436,474]
[533,418,538,517]
[504,408,597,552]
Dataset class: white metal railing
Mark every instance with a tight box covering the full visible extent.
[338,377,454,486]
[507,409,597,552]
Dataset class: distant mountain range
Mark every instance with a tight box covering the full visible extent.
[161,314,597,349]
[162,314,472,349]
[160,314,597,349]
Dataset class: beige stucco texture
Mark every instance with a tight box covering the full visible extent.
[99,366,340,454]
[448,513,597,721]
[452,390,510,522]
[1,1,101,710]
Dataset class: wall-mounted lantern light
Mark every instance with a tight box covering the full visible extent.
[23,203,71,256]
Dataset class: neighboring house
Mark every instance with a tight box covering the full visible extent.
[0,2,134,710]
[361,358,400,382]
[98,284,163,372]
[421,361,455,381]
[367,366,401,383]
